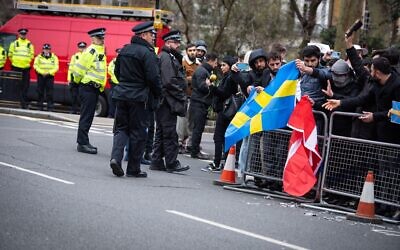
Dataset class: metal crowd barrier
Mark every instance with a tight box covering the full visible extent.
[302,112,400,223]
[224,110,329,202]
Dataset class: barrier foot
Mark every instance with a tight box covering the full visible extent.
[300,203,399,224]
[346,213,382,224]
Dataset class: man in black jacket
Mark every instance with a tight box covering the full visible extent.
[323,56,400,144]
[231,48,271,96]
[150,30,190,173]
[109,21,162,178]
[190,53,219,159]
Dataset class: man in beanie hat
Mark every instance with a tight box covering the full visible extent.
[195,40,207,63]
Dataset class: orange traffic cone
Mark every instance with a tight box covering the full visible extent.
[347,171,382,224]
[213,146,238,186]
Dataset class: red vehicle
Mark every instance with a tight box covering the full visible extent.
[0,1,172,116]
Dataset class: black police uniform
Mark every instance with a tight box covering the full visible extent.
[150,30,189,172]
[110,21,162,177]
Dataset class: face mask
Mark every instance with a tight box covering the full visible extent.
[332,74,352,88]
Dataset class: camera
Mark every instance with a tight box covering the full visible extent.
[346,19,363,37]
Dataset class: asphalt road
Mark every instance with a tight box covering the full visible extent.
[0,112,399,250]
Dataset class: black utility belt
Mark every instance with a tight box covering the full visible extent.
[86,82,101,89]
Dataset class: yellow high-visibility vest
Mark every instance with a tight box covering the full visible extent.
[8,38,34,69]
[72,44,107,92]
[33,53,59,76]
[0,46,7,68]
[67,51,83,82]
[107,57,118,84]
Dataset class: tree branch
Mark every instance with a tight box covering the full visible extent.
[289,0,305,25]
[211,0,236,51]
[174,0,191,43]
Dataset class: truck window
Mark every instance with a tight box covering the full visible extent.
[0,33,17,52]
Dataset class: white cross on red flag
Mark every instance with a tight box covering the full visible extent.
[283,96,322,197]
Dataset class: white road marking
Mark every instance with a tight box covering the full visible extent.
[372,229,400,237]
[0,161,75,185]
[166,210,309,250]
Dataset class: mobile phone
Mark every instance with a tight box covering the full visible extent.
[346,19,363,37]
[236,62,249,72]
[331,51,341,59]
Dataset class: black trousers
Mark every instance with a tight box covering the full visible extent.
[189,100,208,155]
[36,74,54,110]
[152,101,179,168]
[77,85,99,145]
[111,100,149,174]
[213,112,231,167]
[12,66,30,108]
[145,111,155,154]
[107,82,116,118]
[69,82,80,114]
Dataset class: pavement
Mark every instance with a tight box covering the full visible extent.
[0,107,116,126]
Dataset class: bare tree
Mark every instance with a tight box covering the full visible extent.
[289,0,322,49]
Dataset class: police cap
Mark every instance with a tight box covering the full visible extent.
[18,28,28,34]
[132,21,155,35]
[162,30,182,42]
[88,28,106,38]
[42,43,51,50]
[77,41,87,48]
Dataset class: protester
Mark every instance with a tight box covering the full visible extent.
[190,53,219,159]
[206,55,238,171]
[178,43,201,153]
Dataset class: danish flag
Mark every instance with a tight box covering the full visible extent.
[283,96,322,196]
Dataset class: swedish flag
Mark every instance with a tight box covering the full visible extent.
[224,61,299,151]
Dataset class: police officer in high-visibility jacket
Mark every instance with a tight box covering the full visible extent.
[107,48,120,118]
[8,28,35,109]
[33,43,59,111]
[0,44,7,70]
[72,28,107,154]
[68,41,87,114]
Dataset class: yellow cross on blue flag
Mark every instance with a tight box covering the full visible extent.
[391,101,400,124]
[224,61,300,151]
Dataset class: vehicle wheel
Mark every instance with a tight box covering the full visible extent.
[95,95,108,117]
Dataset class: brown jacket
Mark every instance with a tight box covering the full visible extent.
[182,55,200,96]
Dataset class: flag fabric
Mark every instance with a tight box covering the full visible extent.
[390,101,400,125]
[283,96,322,197]
[224,61,299,151]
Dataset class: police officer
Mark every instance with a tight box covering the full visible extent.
[109,21,161,178]
[150,30,190,173]
[8,28,35,109]
[72,28,107,154]
[68,41,87,114]
[107,48,120,118]
[0,43,6,70]
[33,43,59,111]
